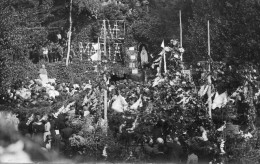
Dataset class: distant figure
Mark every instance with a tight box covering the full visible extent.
[32,115,44,145]
[42,46,49,62]
[79,42,83,60]
[57,33,62,40]
[39,65,48,86]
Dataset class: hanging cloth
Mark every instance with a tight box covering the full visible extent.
[130,96,142,110]
[112,95,128,112]
[212,91,228,109]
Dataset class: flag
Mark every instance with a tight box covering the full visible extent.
[92,43,99,50]
[90,42,101,61]
[212,91,228,109]
[91,52,99,61]
[161,40,165,48]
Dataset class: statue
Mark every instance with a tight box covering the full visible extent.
[140,46,148,67]
[38,64,48,86]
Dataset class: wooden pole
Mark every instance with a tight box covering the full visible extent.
[207,20,212,118]
[103,20,108,135]
[124,21,126,39]
[98,37,101,61]
[180,10,182,48]
[104,20,107,58]
[104,78,108,135]
[179,10,183,62]
[66,0,73,66]
[163,51,167,73]
[208,20,210,57]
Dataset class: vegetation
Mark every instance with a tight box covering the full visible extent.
[1,0,260,163]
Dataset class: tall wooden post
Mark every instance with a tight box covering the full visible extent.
[179,10,183,62]
[66,0,73,66]
[207,20,212,118]
[104,76,108,135]
[208,21,210,57]
[104,20,107,58]
[163,51,167,73]
[103,20,108,135]
[98,37,101,61]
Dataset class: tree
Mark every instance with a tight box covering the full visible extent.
[186,0,260,65]
[0,0,50,98]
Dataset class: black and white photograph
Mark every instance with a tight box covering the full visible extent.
[1,0,260,163]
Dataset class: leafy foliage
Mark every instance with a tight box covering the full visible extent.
[186,0,260,65]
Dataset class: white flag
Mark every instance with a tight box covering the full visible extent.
[212,91,228,109]
[91,42,101,61]
[161,40,165,48]
[92,43,99,50]
[91,52,99,61]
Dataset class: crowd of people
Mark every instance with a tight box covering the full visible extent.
[4,58,256,163]
[28,32,82,64]
[2,60,215,163]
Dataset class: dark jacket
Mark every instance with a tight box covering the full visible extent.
[60,127,74,140]
[165,141,183,162]
[143,143,167,162]
[18,120,29,136]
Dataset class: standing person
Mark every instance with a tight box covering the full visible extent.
[194,62,203,86]
[32,115,45,145]
[51,113,64,154]
[43,116,51,142]
[43,135,52,151]
[18,114,30,137]
[26,113,35,138]
[165,135,183,163]
[42,45,49,62]
[49,114,56,138]
[69,44,76,63]
[39,64,48,86]
[152,120,164,141]
[60,121,75,156]
[78,42,83,60]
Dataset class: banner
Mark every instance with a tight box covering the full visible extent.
[79,42,123,61]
